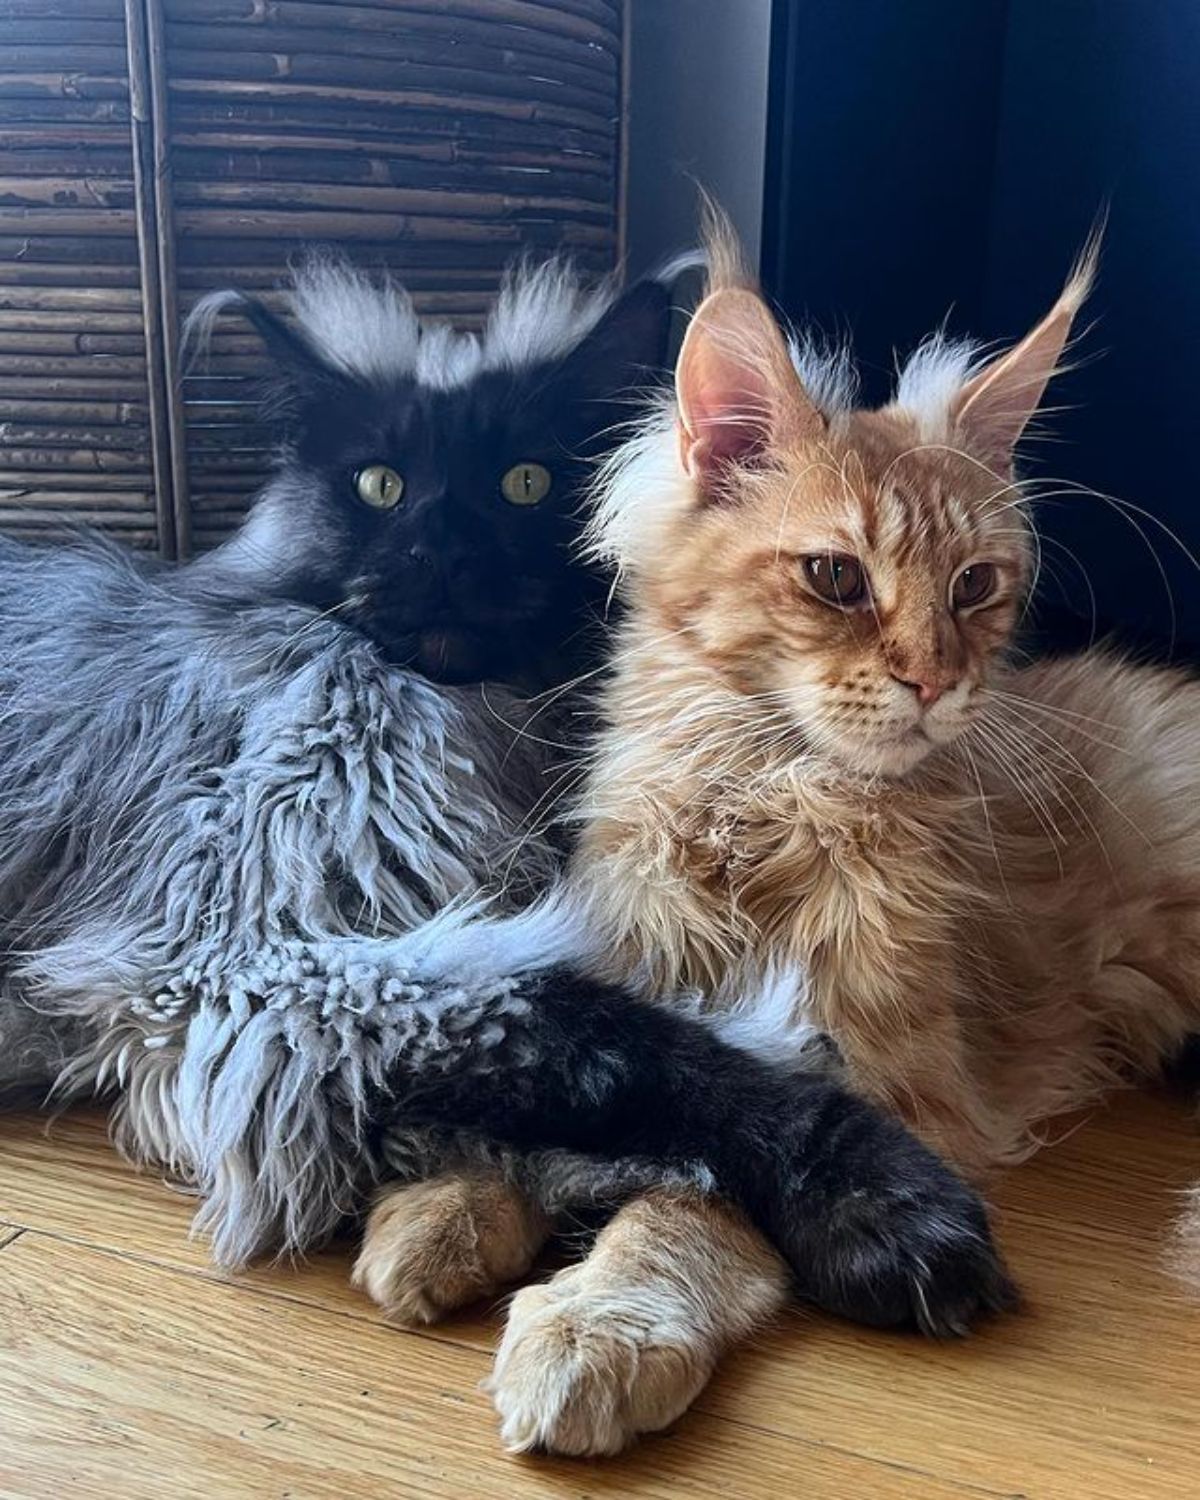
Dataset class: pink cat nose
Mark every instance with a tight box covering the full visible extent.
[892,673,954,707]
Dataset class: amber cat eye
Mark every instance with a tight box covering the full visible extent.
[500,461,552,507]
[952,563,997,610]
[803,554,868,608]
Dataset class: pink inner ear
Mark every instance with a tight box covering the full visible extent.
[683,379,769,472]
[678,343,776,479]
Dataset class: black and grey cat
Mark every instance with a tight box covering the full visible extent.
[0,256,1010,1334]
[189,254,668,688]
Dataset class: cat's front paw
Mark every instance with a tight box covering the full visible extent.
[352,1173,548,1325]
[844,1197,1016,1337]
[487,1268,713,1456]
[792,1141,1018,1336]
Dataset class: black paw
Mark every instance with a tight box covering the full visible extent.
[749,1091,1018,1337]
[801,1183,1018,1336]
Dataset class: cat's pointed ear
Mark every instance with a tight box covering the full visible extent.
[558,277,673,398]
[675,287,824,484]
[184,289,355,423]
[951,235,1099,470]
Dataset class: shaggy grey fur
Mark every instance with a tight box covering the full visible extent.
[0,251,745,1270]
[0,532,586,1264]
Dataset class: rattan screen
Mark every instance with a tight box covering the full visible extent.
[0,0,625,556]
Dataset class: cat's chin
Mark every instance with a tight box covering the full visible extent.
[825,727,938,780]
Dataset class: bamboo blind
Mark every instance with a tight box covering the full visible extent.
[0,0,625,557]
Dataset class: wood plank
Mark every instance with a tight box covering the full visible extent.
[2,1093,1198,1498]
[0,1107,501,1347]
[0,1233,974,1500]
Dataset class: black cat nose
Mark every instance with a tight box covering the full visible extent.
[408,541,473,577]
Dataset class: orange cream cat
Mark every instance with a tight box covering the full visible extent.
[358,225,1200,1455]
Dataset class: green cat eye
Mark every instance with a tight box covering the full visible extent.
[355,463,405,510]
[500,462,552,507]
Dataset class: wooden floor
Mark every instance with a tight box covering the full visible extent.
[1,1095,1197,1500]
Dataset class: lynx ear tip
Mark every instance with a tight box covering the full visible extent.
[181,288,250,370]
[1061,217,1105,315]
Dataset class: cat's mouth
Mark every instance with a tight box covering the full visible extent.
[350,591,558,684]
[412,627,494,683]
[865,713,980,776]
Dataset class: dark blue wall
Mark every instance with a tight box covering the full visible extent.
[764,0,1199,654]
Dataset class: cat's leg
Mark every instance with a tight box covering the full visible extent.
[352,1135,707,1326]
[353,1171,551,1325]
[815,949,1014,1176]
[487,1189,788,1456]
[838,1022,1008,1177]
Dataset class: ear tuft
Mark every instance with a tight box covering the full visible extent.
[950,229,1101,471]
[1058,215,1104,319]
[182,289,246,374]
[697,191,752,294]
[183,287,355,426]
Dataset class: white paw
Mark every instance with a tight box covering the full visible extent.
[487,1270,713,1456]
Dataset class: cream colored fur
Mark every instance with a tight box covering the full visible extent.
[487,1192,788,1455]
[352,1172,550,1326]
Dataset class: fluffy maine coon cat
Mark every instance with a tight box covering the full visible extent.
[358,228,1200,1455]
[0,253,1010,1385]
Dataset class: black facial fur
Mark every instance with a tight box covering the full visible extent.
[225,278,671,687]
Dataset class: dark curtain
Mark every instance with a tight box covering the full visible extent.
[763,0,1199,659]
